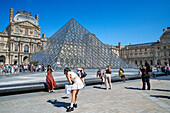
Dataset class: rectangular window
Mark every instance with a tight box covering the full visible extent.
[157,52,160,57]
[15,45,18,51]
[1,37,4,41]
[0,45,4,51]
[16,37,18,41]
[164,52,166,56]
[25,29,28,35]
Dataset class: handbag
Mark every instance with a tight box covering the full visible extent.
[65,85,73,94]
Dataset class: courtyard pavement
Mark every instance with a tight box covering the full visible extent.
[0,75,169,113]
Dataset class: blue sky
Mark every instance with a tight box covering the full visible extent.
[0,0,170,46]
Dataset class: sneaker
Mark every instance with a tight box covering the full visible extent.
[73,103,77,108]
[51,89,55,92]
[66,107,74,112]
[142,88,145,90]
[48,90,51,93]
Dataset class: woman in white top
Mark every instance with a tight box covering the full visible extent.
[11,65,15,74]
[64,67,84,112]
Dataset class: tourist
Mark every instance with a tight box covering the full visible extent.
[38,64,41,72]
[64,67,84,112]
[0,65,3,75]
[76,67,82,78]
[42,62,45,71]
[24,64,27,73]
[96,68,105,82]
[32,65,36,72]
[6,64,9,73]
[11,65,15,74]
[19,65,22,72]
[80,68,87,86]
[14,64,18,73]
[45,65,57,93]
[165,65,170,76]
[118,67,128,82]
[105,65,112,90]
[140,64,151,90]
[28,64,31,72]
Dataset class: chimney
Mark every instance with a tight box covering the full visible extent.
[118,42,121,47]
[35,14,39,23]
[42,33,45,37]
[157,40,159,42]
[163,28,165,32]
[10,8,13,23]
[129,43,131,45]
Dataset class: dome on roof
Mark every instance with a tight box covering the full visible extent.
[13,13,38,26]
[162,28,170,36]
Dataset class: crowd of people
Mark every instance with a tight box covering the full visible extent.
[1,61,170,112]
[0,62,45,75]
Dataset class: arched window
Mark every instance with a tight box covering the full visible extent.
[34,30,37,36]
[15,27,19,34]
[25,28,28,35]
[24,45,29,53]
[34,47,36,52]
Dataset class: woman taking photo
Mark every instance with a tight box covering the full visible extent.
[45,65,57,93]
[64,67,84,112]
[105,65,112,90]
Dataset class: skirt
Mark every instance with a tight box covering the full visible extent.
[72,78,84,90]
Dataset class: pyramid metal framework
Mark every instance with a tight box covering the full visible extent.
[32,19,130,69]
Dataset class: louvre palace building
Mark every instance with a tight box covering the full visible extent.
[0,8,47,65]
[107,27,170,67]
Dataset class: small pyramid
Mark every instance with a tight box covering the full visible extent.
[32,19,130,69]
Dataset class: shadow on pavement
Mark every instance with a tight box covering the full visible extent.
[124,87,142,90]
[152,89,170,92]
[93,86,106,90]
[150,95,170,99]
[47,100,70,109]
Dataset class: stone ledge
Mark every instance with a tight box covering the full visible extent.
[0,73,166,96]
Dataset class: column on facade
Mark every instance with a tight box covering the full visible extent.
[11,55,13,64]
[21,43,23,52]
[10,43,12,52]
[12,43,13,51]
[20,55,22,64]
[31,44,33,53]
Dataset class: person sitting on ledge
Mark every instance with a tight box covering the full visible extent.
[118,67,128,82]
[96,68,105,83]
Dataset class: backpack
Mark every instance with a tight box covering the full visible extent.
[81,71,87,78]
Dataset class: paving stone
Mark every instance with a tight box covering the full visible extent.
[0,76,169,113]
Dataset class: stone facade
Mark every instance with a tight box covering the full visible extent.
[108,27,170,66]
[0,8,47,65]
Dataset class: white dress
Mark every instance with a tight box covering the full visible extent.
[68,71,84,90]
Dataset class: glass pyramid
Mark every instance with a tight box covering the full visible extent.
[32,19,130,69]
